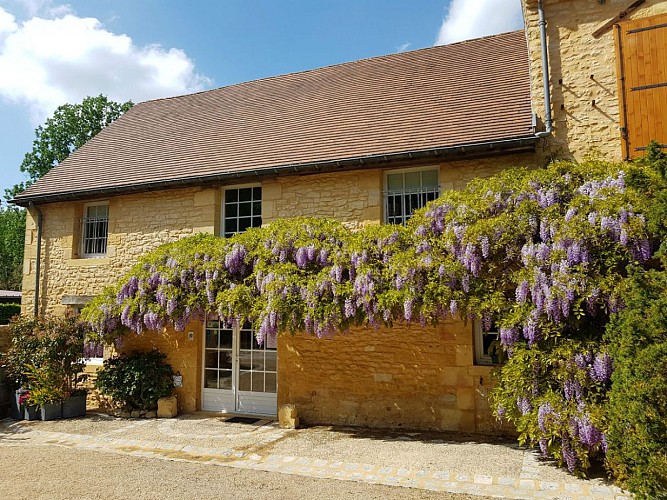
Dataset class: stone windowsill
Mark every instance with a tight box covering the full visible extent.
[67,257,111,267]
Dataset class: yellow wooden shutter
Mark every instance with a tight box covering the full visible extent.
[615,12,667,159]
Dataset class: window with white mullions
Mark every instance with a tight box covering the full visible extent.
[384,168,439,225]
[80,203,109,257]
[223,186,262,237]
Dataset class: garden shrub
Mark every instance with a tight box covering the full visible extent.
[95,350,174,410]
[1,316,86,401]
[0,303,20,325]
[604,265,667,499]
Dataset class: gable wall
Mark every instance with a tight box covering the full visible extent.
[523,0,667,161]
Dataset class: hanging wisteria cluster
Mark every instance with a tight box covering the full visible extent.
[82,157,663,474]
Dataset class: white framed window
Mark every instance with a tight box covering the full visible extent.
[80,202,109,257]
[384,167,439,224]
[474,321,502,366]
[222,185,262,237]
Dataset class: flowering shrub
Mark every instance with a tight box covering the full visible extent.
[81,149,667,490]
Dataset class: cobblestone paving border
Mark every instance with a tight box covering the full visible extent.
[0,418,630,500]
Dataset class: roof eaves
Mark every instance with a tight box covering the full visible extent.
[12,135,538,206]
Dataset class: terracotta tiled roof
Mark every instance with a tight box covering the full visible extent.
[15,30,535,204]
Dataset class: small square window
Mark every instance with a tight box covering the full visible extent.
[80,202,109,257]
[223,186,262,236]
[474,321,503,365]
[384,167,439,225]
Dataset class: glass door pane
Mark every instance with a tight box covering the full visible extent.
[204,322,234,390]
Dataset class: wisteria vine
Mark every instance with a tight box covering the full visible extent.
[82,157,665,474]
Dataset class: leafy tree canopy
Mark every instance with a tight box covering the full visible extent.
[0,206,26,290]
[5,94,133,200]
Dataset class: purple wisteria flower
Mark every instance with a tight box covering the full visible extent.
[515,280,529,304]
[449,299,458,317]
[225,244,248,274]
[499,326,520,348]
[522,314,541,346]
[590,352,613,383]
[572,414,603,449]
[539,438,548,457]
[517,396,532,415]
[480,236,490,259]
[344,298,355,319]
[563,378,583,402]
[561,437,577,472]
[403,297,414,321]
[537,402,555,433]
[481,311,492,332]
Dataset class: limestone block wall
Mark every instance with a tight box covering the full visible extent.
[277,320,508,434]
[19,154,538,426]
[21,187,219,316]
[523,0,667,161]
[263,153,537,227]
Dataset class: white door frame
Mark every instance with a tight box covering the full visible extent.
[201,318,277,416]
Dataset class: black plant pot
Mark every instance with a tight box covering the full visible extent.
[10,391,22,420]
[62,394,86,419]
[40,402,63,420]
[24,405,40,421]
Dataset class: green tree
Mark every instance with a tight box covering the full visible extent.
[5,94,133,200]
[0,205,26,290]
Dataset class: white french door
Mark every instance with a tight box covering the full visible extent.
[202,319,277,416]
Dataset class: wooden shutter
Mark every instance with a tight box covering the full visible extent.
[615,13,667,159]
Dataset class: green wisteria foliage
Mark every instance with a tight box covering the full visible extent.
[81,152,667,482]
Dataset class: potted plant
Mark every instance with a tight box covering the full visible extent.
[1,316,88,420]
[16,389,39,420]
[25,364,66,420]
[488,338,505,365]
[62,388,87,418]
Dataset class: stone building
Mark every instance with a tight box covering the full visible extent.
[11,0,667,431]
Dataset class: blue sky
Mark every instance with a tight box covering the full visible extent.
[0,0,523,200]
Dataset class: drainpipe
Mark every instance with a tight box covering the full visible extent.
[29,202,43,317]
[535,0,553,138]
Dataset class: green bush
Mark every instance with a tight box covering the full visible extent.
[0,316,86,400]
[95,350,174,410]
[0,303,21,325]
[605,266,667,499]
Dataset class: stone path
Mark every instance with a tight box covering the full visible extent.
[0,414,629,499]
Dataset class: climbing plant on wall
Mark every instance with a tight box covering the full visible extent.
[81,147,667,492]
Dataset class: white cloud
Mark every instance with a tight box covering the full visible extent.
[0,7,17,37]
[436,0,524,46]
[397,42,411,53]
[0,5,211,123]
[9,0,73,18]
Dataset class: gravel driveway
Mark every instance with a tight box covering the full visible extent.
[0,413,625,499]
[0,441,484,500]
